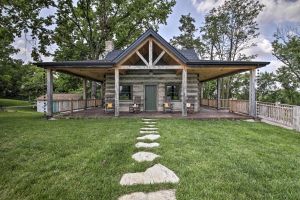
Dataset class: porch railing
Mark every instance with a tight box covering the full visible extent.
[200,98,300,132]
[52,99,102,113]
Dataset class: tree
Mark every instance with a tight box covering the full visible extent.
[272,27,300,83]
[200,0,264,100]
[170,13,204,57]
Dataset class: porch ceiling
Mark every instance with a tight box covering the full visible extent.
[187,66,256,82]
[55,67,114,81]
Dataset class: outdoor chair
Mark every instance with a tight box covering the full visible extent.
[129,96,142,113]
[187,97,195,114]
[105,96,115,113]
[163,97,173,113]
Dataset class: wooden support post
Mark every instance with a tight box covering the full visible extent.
[217,78,221,110]
[249,69,257,117]
[115,68,119,116]
[46,69,53,118]
[293,106,300,132]
[182,68,187,117]
[149,39,153,67]
[199,82,204,106]
[83,79,87,109]
[70,99,73,114]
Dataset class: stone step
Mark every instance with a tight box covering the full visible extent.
[135,142,159,149]
[144,124,156,127]
[137,134,160,141]
[142,121,157,124]
[118,189,176,200]
[120,164,179,186]
[140,131,159,134]
[132,152,160,162]
[141,128,158,131]
[142,118,157,121]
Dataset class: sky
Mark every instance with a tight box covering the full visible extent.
[13,0,300,72]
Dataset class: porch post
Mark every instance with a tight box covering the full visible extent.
[46,68,53,118]
[249,69,257,117]
[83,79,87,109]
[199,82,203,107]
[217,78,221,110]
[182,68,187,117]
[115,68,119,116]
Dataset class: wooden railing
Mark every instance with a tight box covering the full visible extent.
[52,99,102,113]
[200,98,300,132]
[256,102,294,127]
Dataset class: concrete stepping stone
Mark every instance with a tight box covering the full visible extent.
[142,118,157,121]
[140,130,159,134]
[118,189,176,200]
[144,124,156,127]
[143,121,157,124]
[135,142,159,148]
[141,127,158,131]
[120,164,179,185]
[132,152,160,162]
[137,134,160,141]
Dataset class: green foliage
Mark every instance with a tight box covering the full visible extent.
[0,98,30,107]
[170,13,204,57]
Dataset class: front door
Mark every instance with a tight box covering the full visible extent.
[145,85,157,111]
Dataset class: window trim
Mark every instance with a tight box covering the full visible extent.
[119,84,133,101]
[165,84,181,102]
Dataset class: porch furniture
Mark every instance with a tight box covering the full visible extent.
[163,97,173,113]
[105,96,115,113]
[129,96,142,113]
[187,97,195,114]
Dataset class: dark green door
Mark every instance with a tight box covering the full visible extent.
[145,85,157,111]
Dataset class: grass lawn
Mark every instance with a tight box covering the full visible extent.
[1,111,300,199]
[0,98,31,107]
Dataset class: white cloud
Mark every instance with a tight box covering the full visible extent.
[191,0,300,24]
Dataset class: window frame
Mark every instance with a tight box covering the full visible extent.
[165,84,181,101]
[119,84,133,101]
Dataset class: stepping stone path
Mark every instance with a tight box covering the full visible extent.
[137,134,160,141]
[119,189,176,200]
[132,152,160,162]
[119,118,179,200]
[135,142,159,148]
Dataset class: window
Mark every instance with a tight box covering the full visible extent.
[120,85,132,100]
[166,84,180,101]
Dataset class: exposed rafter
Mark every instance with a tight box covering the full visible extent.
[153,50,165,66]
[136,51,149,66]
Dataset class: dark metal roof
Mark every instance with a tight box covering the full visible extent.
[35,28,270,69]
[35,60,114,68]
[187,60,270,67]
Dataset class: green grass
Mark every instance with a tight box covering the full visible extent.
[0,111,300,199]
[0,98,31,107]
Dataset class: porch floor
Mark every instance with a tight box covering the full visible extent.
[58,106,251,120]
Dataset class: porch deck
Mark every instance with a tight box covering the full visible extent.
[58,106,251,120]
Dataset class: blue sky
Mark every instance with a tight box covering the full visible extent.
[13,0,300,72]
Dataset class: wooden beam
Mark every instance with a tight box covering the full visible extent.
[83,79,87,109]
[136,51,149,66]
[149,39,153,66]
[249,69,256,117]
[152,39,183,65]
[153,51,165,66]
[115,68,119,116]
[118,65,182,70]
[182,68,187,117]
[46,69,53,118]
[217,78,221,110]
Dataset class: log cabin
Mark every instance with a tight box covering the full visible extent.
[35,29,269,117]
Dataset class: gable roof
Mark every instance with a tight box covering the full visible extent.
[112,28,188,63]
